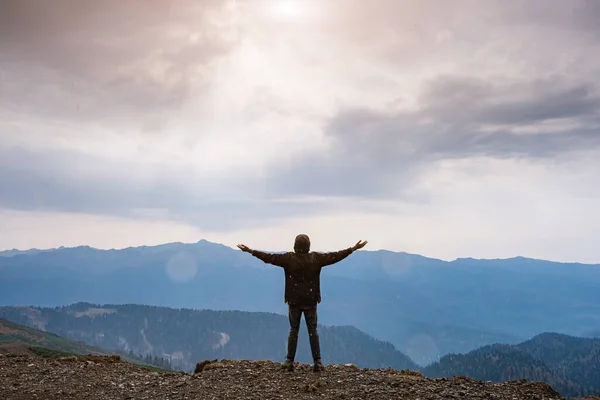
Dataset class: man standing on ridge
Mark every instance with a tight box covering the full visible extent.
[237,234,368,373]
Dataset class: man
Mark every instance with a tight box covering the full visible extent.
[237,234,367,372]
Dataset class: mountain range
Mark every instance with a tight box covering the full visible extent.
[1,239,600,365]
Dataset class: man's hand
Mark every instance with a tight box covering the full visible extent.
[352,240,368,252]
[237,244,251,253]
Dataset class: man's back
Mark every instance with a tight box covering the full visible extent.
[249,248,354,305]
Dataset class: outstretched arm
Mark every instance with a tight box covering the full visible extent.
[316,240,368,267]
[237,244,287,267]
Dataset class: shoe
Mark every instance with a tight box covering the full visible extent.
[281,359,294,371]
[313,359,325,372]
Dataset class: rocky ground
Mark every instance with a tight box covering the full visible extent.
[0,354,572,400]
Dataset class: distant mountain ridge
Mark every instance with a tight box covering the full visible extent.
[1,239,600,365]
[3,239,596,264]
[0,247,61,257]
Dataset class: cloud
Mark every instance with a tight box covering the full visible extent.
[263,73,600,199]
[0,0,240,131]
[419,75,600,126]
[0,209,206,251]
[0,144,361,231]
[2,0,600,262]
[4,71,598,218]
[497,0,600,37]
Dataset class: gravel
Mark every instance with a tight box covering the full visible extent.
[0,354,566,400]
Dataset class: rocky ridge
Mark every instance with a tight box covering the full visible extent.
[0,354,569,400]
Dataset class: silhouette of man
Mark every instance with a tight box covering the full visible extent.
[237,234,368,372]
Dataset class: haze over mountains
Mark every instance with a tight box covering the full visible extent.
[2,240,600,366]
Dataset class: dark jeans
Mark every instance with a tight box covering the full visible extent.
[286,304,321,362]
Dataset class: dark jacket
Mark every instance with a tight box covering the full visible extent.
[249,247,354,306]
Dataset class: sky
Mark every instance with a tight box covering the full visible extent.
[1,0,600,262]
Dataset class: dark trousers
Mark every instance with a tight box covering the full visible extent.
[286,304,321,362]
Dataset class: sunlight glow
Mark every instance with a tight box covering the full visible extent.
[270,0,305,19]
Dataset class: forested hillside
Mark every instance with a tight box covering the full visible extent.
[0,317,107,356]
[422,344,586,397]
[0,303,417,372]
[422,334,600,398]
[515,332,600,392]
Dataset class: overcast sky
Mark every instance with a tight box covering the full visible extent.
[1,0,599,262]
